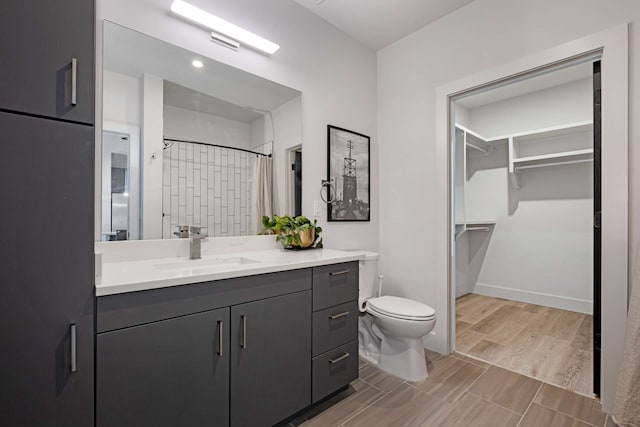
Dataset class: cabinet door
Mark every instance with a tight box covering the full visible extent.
[0,0,94,124]
[231,291,311,427]
[0,112,95,426]
[97,308,230,427]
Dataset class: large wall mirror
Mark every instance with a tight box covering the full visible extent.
[100,21,302,241]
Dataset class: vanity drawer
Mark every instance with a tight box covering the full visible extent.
[97,268,312,333]
[312,262,358,311]
[312,340,359,403]
[313,300,358,357]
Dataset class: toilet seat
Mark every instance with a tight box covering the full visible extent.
[367,296,435,321]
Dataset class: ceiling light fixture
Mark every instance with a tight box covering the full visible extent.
[192,60,204,68]
[170,0,280,55]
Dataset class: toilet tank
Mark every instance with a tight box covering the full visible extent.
[357,251,379,299]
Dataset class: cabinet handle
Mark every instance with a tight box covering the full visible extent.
[217,321,223,356]
[241,315,247,349]
[328,311,350,320]
[330,269,350,276]
[329,352,350,364]
[71,58,77,106]
[70,323,77,373]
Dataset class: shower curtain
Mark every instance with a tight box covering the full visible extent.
[613,246,640,425]
[253,156,273,234]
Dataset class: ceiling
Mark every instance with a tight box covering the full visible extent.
[163,81,262,123]
[455,61,593,109]
[293,0,476,50]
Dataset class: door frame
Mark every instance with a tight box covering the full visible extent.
[435,24,628,412]
[102,124,141,240]
[285,145,302,216]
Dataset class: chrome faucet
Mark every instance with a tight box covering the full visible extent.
[188,226,207,259]
[174,225,208,259]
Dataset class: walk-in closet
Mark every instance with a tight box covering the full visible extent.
[452,60,598,396]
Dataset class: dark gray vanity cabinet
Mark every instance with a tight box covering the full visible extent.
[0,111,95,426]
[96,269,314,427]
[230,291,312,427]
[0,0,95,124]
[96,308,230,427]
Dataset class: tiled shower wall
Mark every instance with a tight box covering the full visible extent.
[162,141,255,238]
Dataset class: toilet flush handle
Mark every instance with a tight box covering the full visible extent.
[378,275,384,298]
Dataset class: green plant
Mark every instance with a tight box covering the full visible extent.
[262,215,323,249]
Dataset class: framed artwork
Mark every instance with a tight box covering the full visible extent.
[327,125,370,222]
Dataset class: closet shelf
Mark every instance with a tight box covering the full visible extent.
[455,221,496,239]
[507,121,593,189]
[488,120,593,143]
[513,148,594,170]
[455,124,493,154]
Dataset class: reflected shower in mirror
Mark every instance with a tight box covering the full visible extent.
[101,21,302,241]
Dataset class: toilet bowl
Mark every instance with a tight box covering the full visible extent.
[356,252,436,382]
[366,295,436,381]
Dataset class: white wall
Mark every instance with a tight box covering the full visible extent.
[461,79,593,313]
[163,105,252,149]
[141,73,164,239]
[378,0,636,411]
[102,70,141,126]
[250,116,266,151]
[271,97,303,215]
[96,0,378,251]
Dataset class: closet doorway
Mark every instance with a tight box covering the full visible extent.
[286,145,303,216]
[451,59,600,397]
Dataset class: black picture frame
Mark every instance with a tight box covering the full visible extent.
[327,125,371,222]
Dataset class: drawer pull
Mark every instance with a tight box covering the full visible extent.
[217,321,223,356]
[71,58,78,106]
[330,269,351,276]
[328,311,350,320]
[70,323,77,373]
[241,315,247,349]
[329,352,350,364]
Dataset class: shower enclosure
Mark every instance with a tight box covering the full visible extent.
[161,138,272,238]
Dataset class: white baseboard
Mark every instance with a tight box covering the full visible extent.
[473,283,593,314]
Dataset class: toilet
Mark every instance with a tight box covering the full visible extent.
[357,251,436,382]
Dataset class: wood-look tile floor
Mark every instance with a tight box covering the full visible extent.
[455,294,593,397]
[291,351,615,427]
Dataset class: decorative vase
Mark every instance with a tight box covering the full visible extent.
[299,229,314,248]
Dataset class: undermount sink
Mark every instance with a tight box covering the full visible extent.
[154,256,260,274]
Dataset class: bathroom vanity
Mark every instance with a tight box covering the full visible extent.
[95,249,360,427]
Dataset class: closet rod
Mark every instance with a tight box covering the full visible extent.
[466,142,489,154]
[515,158,592,171]
[466,226,490,232]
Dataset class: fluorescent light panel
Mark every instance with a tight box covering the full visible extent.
[170,0,280,54]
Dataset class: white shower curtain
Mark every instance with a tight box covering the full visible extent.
[613,245,640,425]
[253,156,273,234]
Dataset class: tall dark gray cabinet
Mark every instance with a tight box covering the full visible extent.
[0,1,95,426]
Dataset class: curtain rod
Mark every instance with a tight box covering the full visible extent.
[163,137,272,157]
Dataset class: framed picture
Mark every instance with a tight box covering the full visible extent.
[327,125,370,221]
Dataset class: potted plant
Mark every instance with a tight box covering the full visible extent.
[262,215,323,249]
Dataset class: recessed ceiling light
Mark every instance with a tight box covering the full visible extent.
[170,0,280,54]
[192,60,204,68]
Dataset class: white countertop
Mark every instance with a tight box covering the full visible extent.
[96,248,362,296]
